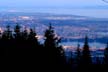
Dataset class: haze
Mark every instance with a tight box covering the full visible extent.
[0,0,108,18]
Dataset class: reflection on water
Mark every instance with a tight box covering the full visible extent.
[61,42,106,49]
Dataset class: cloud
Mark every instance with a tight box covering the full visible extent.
[102,0,108,3]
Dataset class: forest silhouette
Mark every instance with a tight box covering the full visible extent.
[3,23,108,72]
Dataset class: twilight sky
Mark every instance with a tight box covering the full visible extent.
[0,0,107,7]
[0,0,108,18]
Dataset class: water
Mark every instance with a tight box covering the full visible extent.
[62,41,105,63]
[61,41,106,50]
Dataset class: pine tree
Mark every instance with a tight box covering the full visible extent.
[2,25,13,40]
[6,25,12,39]
[14,23,21,39]
[69,51,73,66]
[28,28,36,40]
[79,36,92,72]
[2,25,13,58]
[104,43,108,65]
[44,23,58,48]
[28,28,39,46]
[82,36,92,65]
[43,23,66,71]
[22,27,28,40]
[76,43,81,65]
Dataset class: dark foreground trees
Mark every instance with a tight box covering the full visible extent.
[2,24,108,72]
[43,24,68,71]
[2,24,68,72]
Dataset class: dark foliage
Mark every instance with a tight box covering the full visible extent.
[2,24,108,72]
[3,24,68,72]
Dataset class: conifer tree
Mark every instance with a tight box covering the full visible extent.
[68,51,73,66]
[82,36,92,65]
[14,23,21,39]
[6,25,13,39]
[104,43,108,65]
[43,23,66,71]
[78,36,92,72]
[76,43,81,65]
[44,23,58,48]
[28,28,36,40]
[22,27,28,40]
[2,25,13,40]
[28,28,39,46]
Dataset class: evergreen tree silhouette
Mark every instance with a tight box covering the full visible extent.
[104,43,108,65]
[67,51,74,72]
[82,36,91,64]
[13,24,22,57]
[14,23,21,40]
[104,42,108,72]
[80,36,92,72]
[2,25,13,40]
[1,23,67,71]
[95,56,104,72]
[3,25,13,57]
[43,23,67,71]
[28,28,39,45]
[75,43,82,72]
[76,43,81,65]
[2,22,107,72]
[44,23,57,48]
[22,26,28,40]
[5,25,13,39]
